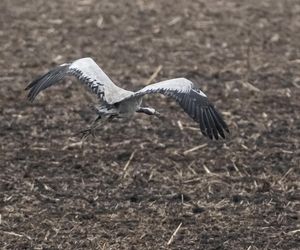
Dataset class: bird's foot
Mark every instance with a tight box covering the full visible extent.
[78,127,96,140]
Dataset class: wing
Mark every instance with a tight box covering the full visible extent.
[25,57,133,104]
[126,78,229,140]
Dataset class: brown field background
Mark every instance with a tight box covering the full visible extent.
[0,0,299,249]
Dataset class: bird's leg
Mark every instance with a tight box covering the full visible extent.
[80,115,105,140]
[136,107,161,117]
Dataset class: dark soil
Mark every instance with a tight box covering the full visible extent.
[0,0,299,249]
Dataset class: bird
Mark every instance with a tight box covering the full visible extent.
[25,57,229,140]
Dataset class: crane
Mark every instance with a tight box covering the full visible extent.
[25,57,229,140]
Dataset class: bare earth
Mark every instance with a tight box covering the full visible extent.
[0,0,299,249]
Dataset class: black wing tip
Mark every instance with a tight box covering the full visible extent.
[197,105,229,140]
[176,90,230,140]
[25,79,39,101]
[25,76,39,91]
[27,92,35,102]
[25,64,70,102]
[201,127,229,140]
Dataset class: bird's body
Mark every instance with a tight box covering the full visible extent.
[26,57,229,140]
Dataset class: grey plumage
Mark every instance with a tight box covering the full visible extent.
[25,57,229,140]
[26,58,132,103]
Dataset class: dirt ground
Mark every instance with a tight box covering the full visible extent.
[0,0,299,249]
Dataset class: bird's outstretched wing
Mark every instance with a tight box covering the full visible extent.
[25,57,133,104]
[125,78,229,140]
